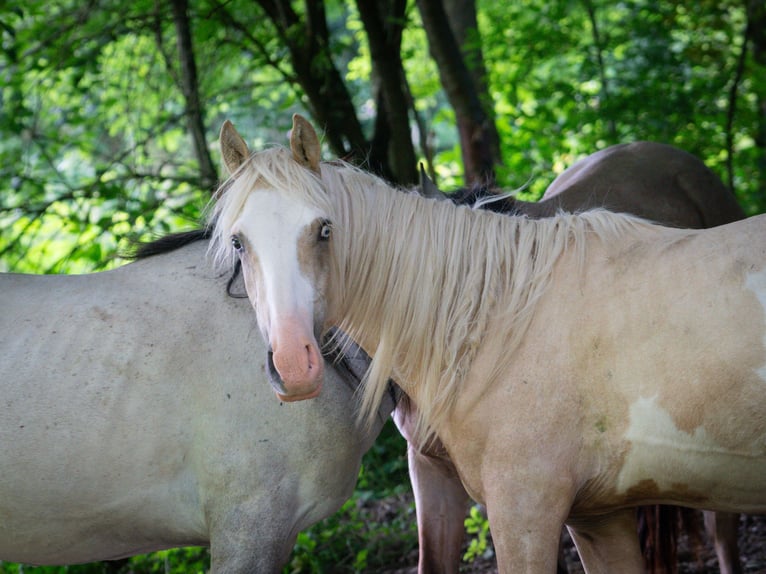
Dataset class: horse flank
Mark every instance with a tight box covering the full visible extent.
[210,146,689,441]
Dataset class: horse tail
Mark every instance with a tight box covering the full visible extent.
[637,506,706,574]
[637,505,679,573]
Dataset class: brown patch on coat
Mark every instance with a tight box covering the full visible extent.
[297,219,332,325]
[623,479,709,506]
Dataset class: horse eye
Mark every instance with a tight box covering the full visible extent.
[318,220,332,242]
[231,235,243,251]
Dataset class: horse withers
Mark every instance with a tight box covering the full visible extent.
[0,235,393,572]
[213,114,766,574]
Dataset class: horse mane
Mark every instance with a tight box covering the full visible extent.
[319,162,672,442]
[127,229,210,260]
[209,146,668,442]
[449,183,521,214]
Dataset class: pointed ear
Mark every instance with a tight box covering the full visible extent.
[220,120,250,175]
[290,114,321,174]
[419,162,443,199]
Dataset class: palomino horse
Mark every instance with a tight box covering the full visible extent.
[411,142,746,574]
[0,233,394,572]
[212,114,766,574]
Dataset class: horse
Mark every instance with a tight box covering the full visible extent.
[0,231,394,573]
[211,114,766,573]
[412,141,746,574]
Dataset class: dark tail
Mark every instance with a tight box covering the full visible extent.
[638,506,679,573]
[637,506,705,574]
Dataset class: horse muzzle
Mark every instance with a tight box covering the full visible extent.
[266,347,324,402]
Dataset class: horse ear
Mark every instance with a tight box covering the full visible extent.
[220,120,250,175]
[419,163,443,199]
[290,114,321,174]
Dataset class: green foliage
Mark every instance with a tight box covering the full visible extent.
[286,493,417,573]
[2,0,764,274]
[463,505,492,563]
[477,0,764,205]
[0,548,209,574]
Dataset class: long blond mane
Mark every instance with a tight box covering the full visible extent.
[209,146,664,442]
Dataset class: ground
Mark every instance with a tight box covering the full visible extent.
[373,494,766,573]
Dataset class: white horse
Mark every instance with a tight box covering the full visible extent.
[212,114,766,573]
[0,233,393,573]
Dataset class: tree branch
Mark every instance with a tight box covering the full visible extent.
[581,0,616,140]
[208,0,297,81]
[725,14,751,193]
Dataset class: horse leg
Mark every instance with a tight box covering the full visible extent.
[483,481,572,573]
[567,509,643,574]
[408,441,470,574]
[208,501,294,574]
[704,511,742,574]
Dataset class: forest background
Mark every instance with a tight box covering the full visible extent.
[1,0,765,571]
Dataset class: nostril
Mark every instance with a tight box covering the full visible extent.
[305,345,314,370]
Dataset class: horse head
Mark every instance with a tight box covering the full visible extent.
[214,115,331,402]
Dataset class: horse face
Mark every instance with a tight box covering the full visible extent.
[230,189,331,401]
[218,115,329,402]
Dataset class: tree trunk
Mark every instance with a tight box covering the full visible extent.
[357,0,418,184]
[170,0,218,191]
[254,0,369,167]
[749,0,766,207]
[417,0,500,186]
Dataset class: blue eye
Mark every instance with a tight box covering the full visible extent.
[318,220,332,241]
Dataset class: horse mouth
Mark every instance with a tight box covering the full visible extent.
[265,349,323,402]
[266,350,288,395]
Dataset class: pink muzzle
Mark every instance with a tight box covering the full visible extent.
[269,318,324,401]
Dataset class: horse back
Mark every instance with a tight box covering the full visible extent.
[543,142,745,228]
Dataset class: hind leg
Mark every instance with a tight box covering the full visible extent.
[567,509,643,574]
[704,511,742,574]
[408,442,469,574]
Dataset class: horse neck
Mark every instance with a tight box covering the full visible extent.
[326,172,656,440]
[328,178,441,363]
[326,171,534,439]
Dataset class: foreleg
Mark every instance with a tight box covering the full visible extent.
[567,509,643,574]
[484,476,573,574]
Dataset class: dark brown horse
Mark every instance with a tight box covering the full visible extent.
[408,141,745,574]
